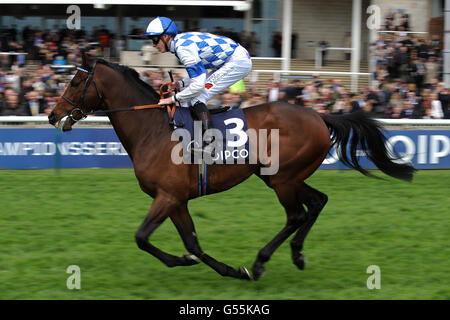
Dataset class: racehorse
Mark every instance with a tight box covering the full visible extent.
[49,52,415,280]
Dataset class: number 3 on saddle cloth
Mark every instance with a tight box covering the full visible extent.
[171,107,251,166]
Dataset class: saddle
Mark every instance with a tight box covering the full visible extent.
[159,83,248,198]
[159,82,231,129]
[210,106,231,114]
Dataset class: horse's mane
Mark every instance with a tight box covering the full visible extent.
[95,59,160,102]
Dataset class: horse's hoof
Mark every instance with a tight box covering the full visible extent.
[183,254,201,265]
[251,265,265,281]
[294,254,306,270]
[239,267,252,280]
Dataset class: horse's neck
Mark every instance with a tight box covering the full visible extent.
[102,79,169,159]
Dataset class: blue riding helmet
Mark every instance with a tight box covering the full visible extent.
[145,17,178,36]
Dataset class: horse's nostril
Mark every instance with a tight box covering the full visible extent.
[48,112,56,125]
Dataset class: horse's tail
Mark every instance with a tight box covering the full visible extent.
[320,111,416,182]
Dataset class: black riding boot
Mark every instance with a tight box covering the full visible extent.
[190,101,214,155]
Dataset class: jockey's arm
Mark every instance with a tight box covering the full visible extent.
[171,47,206,103]
[177,77,191,89]
[172,73,205,102]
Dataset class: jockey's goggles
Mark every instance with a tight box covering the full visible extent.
[147,20,174,45]
[149,35,161,45]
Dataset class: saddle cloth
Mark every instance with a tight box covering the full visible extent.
[172,107,250,164]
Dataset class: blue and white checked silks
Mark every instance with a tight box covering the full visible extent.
[169,32,252,105]
[170,32,239,77]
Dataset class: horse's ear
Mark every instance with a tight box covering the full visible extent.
[80,49,92,69]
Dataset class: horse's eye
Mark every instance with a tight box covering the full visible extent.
[70,80,80,87]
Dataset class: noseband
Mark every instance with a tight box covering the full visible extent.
[61,61,104,122]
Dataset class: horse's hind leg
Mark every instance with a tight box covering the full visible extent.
[170,204,251,280]
[251,183,307,280]
[291,183,328,270]
[135,194,200,267]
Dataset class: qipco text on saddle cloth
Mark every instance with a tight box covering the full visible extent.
[170,120,280,176]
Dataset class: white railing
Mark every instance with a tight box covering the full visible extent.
[376,31,428,35]
[250,68,371,83]
[0,116,109,123]
[251,57,285,61]
[0,116,449,126]
[0,52,28,56]
[315,47,353,68]
[127,64,185,69]
[129,58,285,70]
[376,119,450,125]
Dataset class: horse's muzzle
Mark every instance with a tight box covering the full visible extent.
[49,111,75,131]
[48,112,57,126]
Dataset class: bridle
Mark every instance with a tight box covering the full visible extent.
[61,60,104,122]
[59,61,179,127]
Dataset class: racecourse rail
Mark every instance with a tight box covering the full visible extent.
[0,117,449,170]
[1,116,449,125]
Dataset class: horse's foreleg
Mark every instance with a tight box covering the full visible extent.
[170,204,251,280]
[251,183,307,280]
[135,194,199,267]
[290,183,328,270]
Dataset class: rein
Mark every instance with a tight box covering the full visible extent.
[83,101,176,120]
[83,84,175,118]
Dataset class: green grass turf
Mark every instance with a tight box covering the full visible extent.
[0,169,448,300]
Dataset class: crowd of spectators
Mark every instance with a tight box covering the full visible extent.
[139,71,449,120]
[383,8,411,32]
[250,76,450,119]
[1,17,449,119]
[0,24,261,118]
[366,8,448,118]
[372,32,442,94]
[0,24,124,117]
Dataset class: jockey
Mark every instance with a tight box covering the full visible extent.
[145,16,252,153]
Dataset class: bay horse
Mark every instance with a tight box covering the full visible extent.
[49,52,415,280]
